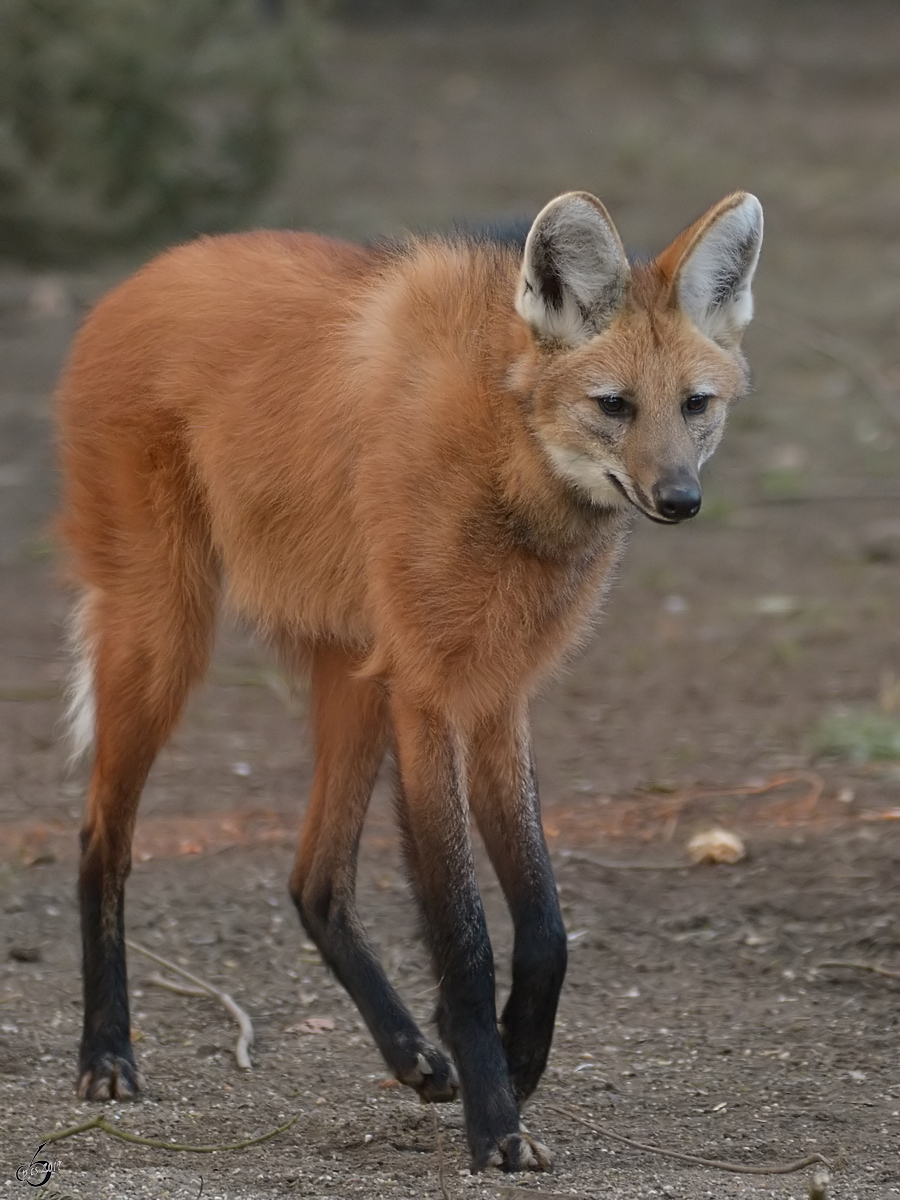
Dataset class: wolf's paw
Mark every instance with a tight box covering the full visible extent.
[398,1045,459,1102]
[477,1128,553,1173]
[77,1052,142,1100]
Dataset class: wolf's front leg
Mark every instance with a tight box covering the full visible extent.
[390,694,552,1173]
[468,707,567,1104]
[289,645,457,1102]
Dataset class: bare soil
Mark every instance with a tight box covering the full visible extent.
[2,4,900,1198]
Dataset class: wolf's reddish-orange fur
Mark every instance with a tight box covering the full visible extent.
[62,234,606,721]
[60,227,744,713]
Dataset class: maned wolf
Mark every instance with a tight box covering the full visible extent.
[57,190,762,1171]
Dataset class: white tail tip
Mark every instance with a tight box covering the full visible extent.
[65,591,98,762]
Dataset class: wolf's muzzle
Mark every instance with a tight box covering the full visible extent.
[652,473,702,522]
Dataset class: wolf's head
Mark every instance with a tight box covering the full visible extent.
[513,190,763,523]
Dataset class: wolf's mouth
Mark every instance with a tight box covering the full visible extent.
[605,474,681,525]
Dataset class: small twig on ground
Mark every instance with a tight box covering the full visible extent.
[40,1110,301,1151]
[430,1106,451,1200]
[147,971,208,997]
[677,771,824,814]
[559,850,689,871]
[541,1102,832,1177]
[126,939,254,1069]
[659,771,824,840]
[817,959,900,981]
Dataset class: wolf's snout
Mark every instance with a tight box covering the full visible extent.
[652,473,702,522]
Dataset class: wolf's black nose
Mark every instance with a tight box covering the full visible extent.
[653,475,702,521]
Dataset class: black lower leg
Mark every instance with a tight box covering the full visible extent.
[77,831,139,1100]
[469,729,567,1103]
[397,798,520,1167]
[430,915,523,1169]
[293,883,457,1100]
[500,889,567,1102]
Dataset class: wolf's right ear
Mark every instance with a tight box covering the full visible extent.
[516,192,629,346]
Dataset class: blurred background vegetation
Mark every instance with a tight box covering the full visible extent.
[1,0,899,784]
[0,0,320,261]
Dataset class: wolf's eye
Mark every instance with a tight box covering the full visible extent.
[684,393,712,415]
[596,394,628,417]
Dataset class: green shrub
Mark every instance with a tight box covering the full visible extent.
[811,707,900,764]
[0,0,319,261]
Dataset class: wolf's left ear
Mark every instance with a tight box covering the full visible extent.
[660,193,763,346]
[516,192,630,345]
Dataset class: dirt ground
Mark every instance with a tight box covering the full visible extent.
[2,2,900,1197]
